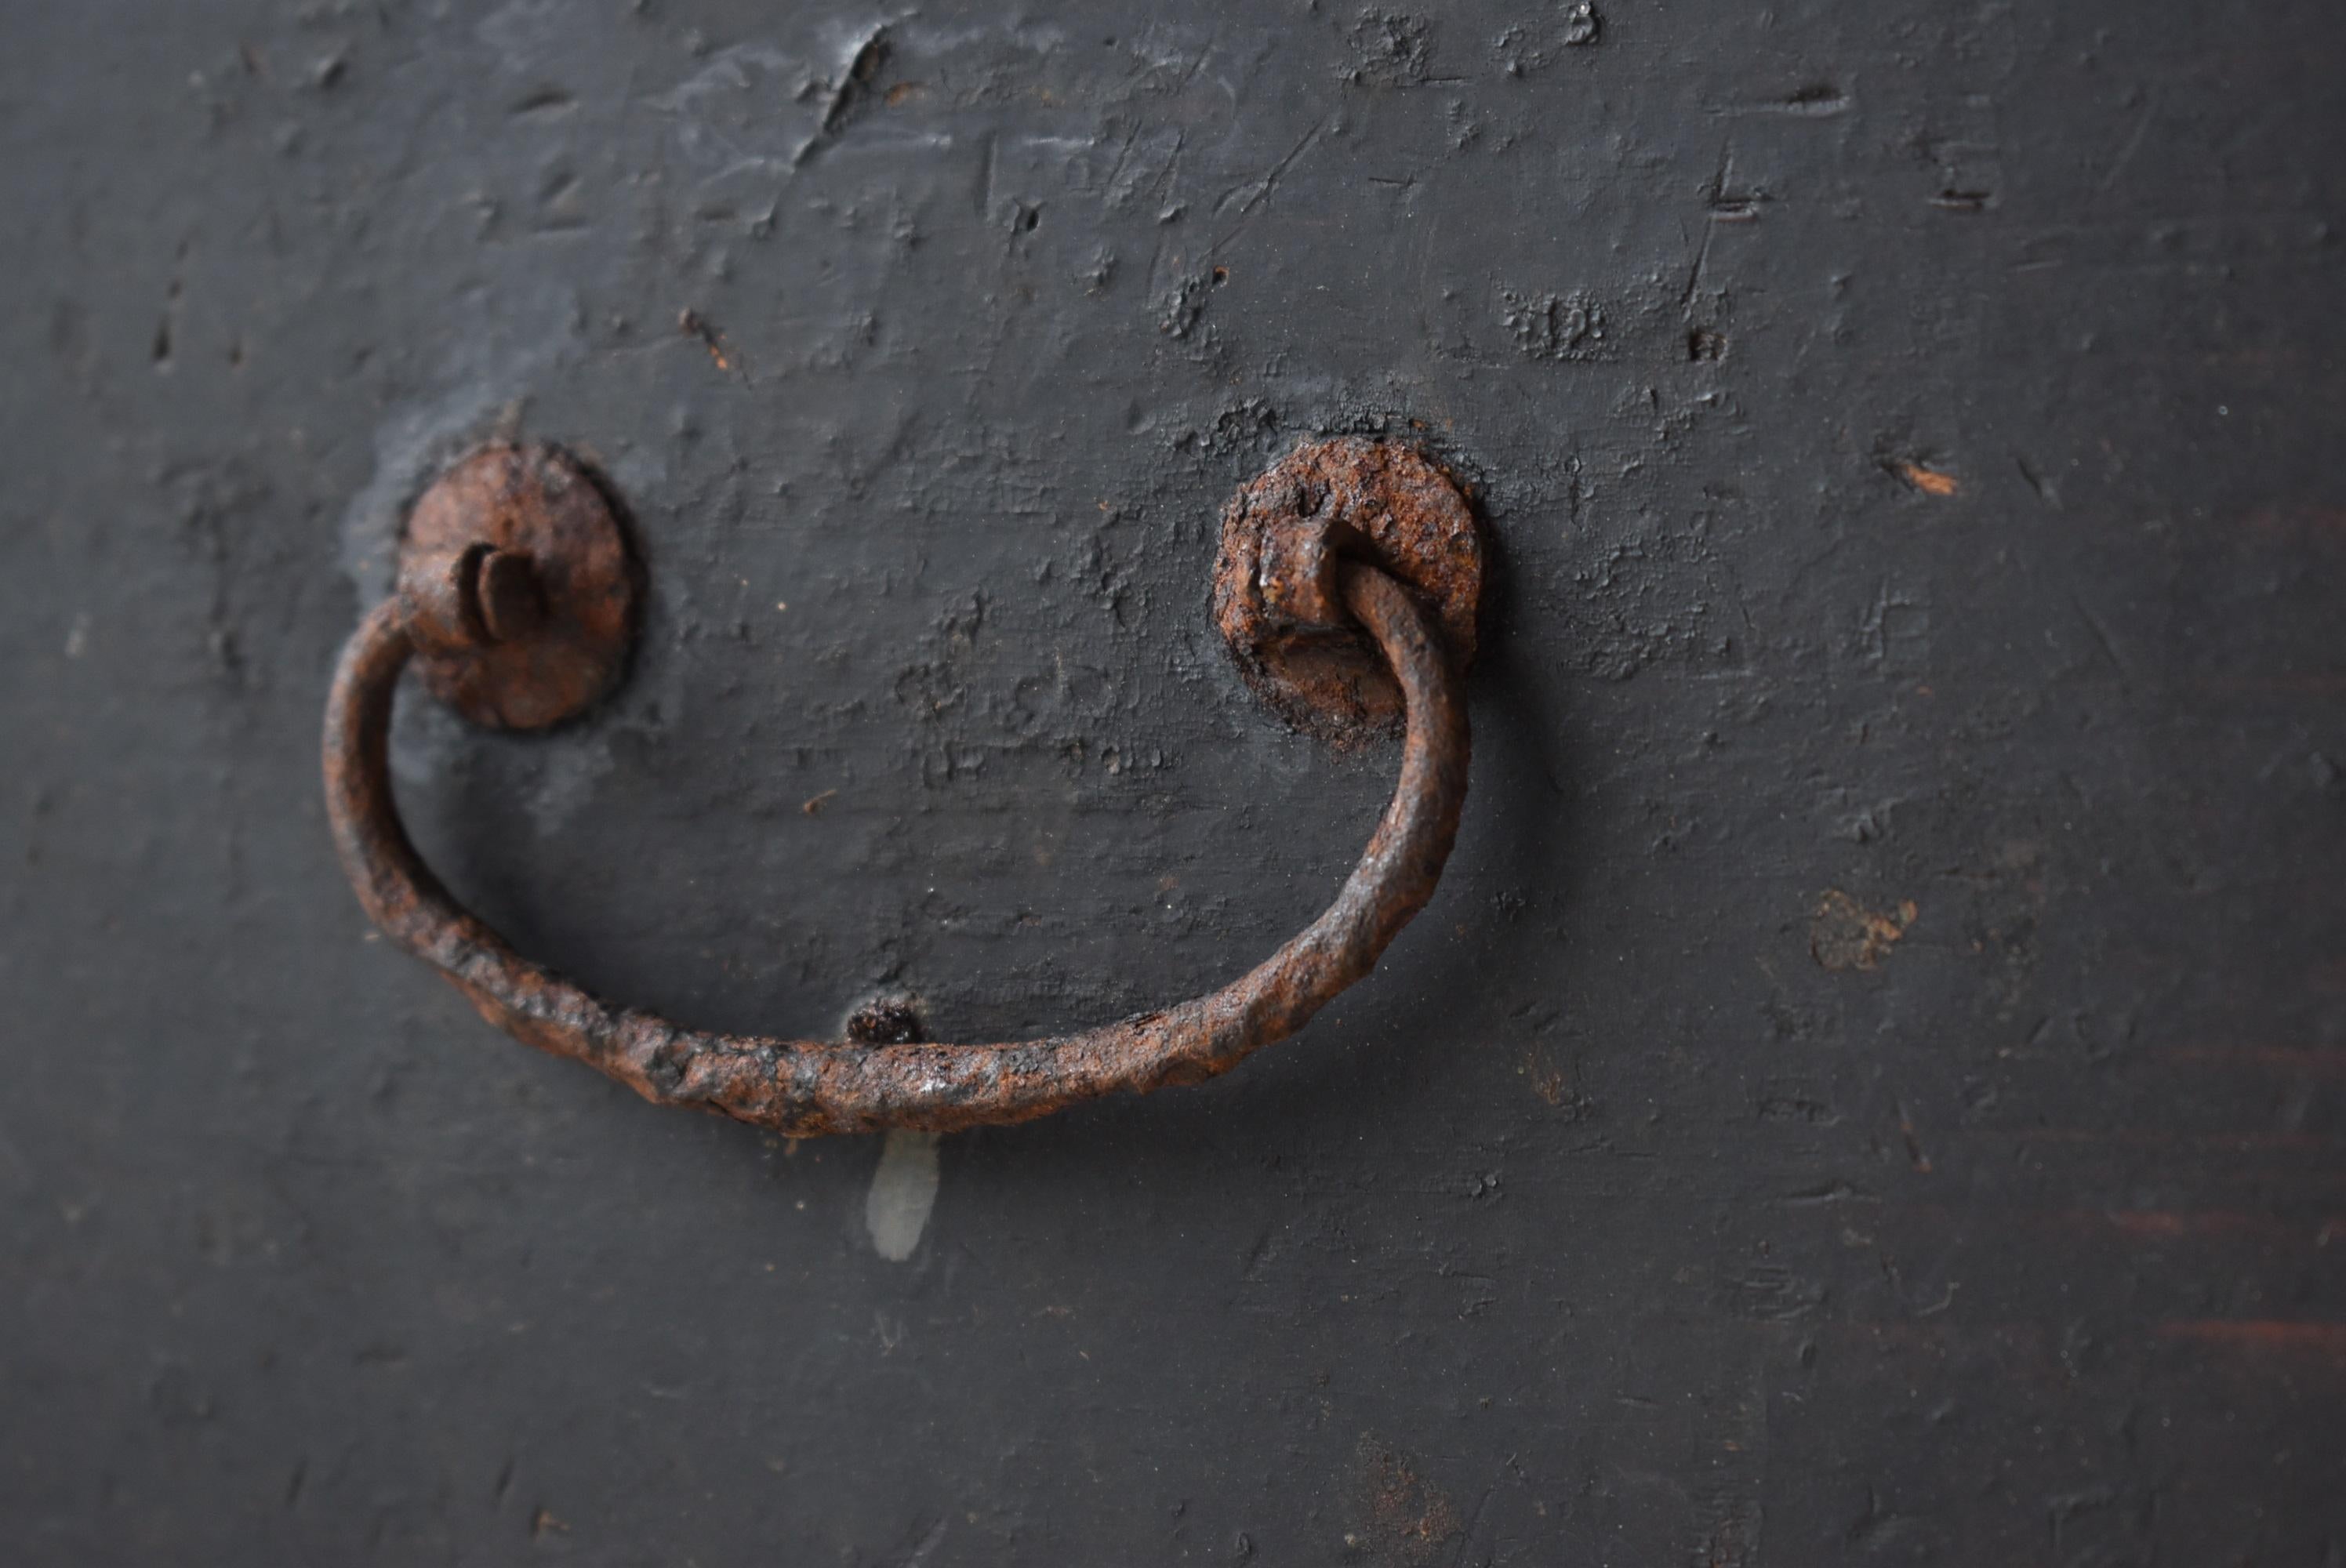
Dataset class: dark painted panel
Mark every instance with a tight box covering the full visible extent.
[3,2,2341,1562]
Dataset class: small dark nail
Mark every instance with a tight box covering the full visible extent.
[845,997,926,1047]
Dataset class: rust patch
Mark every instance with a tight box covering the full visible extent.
[2157,1320,2346,1365]
[396,444,638,731]
[1214,437,1482,746]
[1520,1047,1592,1117]
[1810,890,1917,972]
[1348,1436,1462,1566]
[1523,1050,1570,1106]
[2104,1210,2260,1240]
[677,307,733,371]
[1897,461,1959,497]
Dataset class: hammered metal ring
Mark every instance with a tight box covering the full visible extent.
[323,437,1480,1136]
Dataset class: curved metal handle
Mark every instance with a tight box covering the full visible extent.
[323,439,1476,1138]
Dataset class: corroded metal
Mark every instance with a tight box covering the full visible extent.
[397,443,637,730]
[323,443,1472,1137]
[1213,437,1482,746]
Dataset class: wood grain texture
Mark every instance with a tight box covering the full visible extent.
[1,0,2339,1562]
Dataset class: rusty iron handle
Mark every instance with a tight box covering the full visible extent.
[323,437,1481,1137]
[324,558,1468,1138]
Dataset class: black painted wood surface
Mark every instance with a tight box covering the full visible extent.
[5,2,2342,1562]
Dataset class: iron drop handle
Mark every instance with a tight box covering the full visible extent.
[323,438,1480,1137]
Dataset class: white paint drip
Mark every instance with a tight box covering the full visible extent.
[863,1131,941,1261]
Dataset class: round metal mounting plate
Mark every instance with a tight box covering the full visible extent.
[1211,437,1482,745]
[396,444,638,731]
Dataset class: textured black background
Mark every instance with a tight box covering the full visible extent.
[5,2,2344,1563]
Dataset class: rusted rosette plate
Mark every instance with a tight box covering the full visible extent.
[396,444,638,730]
[1213,436,1481,745]
[323,439,1475,1136]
